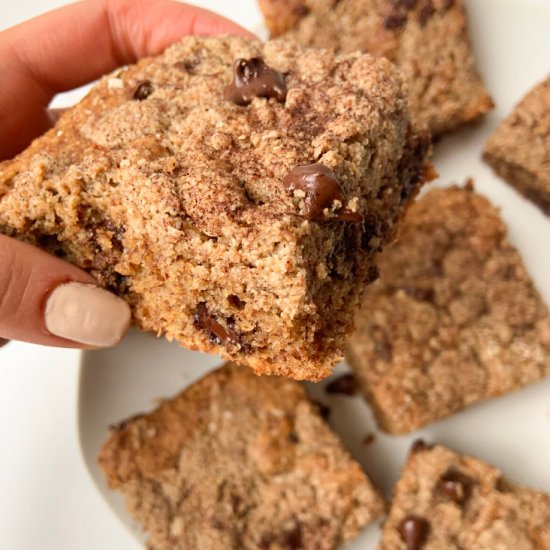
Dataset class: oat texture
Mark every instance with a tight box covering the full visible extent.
[380,443,550,549]
[258,0,494,136]
[99,364,385,550]
[347,185,550,434]
[484,75,550,215]
[0,35,430,380]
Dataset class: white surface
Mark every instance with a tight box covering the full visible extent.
[1,1,550,549]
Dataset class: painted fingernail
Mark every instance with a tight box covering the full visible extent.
[45,282,131,347]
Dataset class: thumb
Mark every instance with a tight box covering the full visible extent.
[0,235,131,348]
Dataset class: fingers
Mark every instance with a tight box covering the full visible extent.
[0,0,255,160]
[0,235,131,348]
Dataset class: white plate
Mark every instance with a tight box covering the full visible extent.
[78,1,550,548]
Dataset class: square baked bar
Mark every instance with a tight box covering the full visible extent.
[347,184,550,434]
[380,442,550,549]
[0,35,430,380]
[484,75,550,215]
[99,364,385,550]
[258,0,494,136]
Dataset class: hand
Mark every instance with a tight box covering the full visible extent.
[0,0,253,349]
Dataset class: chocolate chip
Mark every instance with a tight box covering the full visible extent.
[0,338,9,348]
[389,0,416,8]
[227,294,246,310]
[175,59,200,74]
[293,3,310,16]
[418,0,435,25]
[371,326,393,362]
[443,0,454,9]
[311,399,331,419]
[284,163,363,223]
[363,433,376,445]
[210,516,225,530]
[438,470,474,505]
[383,13,408,29]
[132,80,154,101]
[260,524,303,550]
[411,439,433,453]
[194,302,241,347]
[496,476,514,493]
[224,57,287,106]
[398,516,430,550]
[325,373,358,395]
[402,286,434,302]
[399,129,431,204]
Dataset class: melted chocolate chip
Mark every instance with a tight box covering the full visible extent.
[363,433,376,445]
[411,439,433,453]
[443,0,454,9]
[402,286,434,302]
[438,470,474,505]
[311,399,331,419]
[132,80,154,101]
[284,163,363,223]
[374,334,393,362]
[383,13,408,29]
[325,373,358,395]
[175,58,201,74]
[259,524,303,550]
[0,338,9,348]
[418,0,435,25]
[194,303,240,346]
[224,57,287,106]
[370,325,393,362]
[390,0,417,8]
[496,476,514,493]
[398,516,430,550]
[293,3,310,16]
[227,294,246,310]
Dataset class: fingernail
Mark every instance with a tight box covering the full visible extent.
[45,282,131,347]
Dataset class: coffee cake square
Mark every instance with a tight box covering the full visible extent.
[258,0,493,136]
[347,184,550,434]
[380,442,550,549]
[0,35,430,380]
[484,75,550,215]
[99,364,385,550]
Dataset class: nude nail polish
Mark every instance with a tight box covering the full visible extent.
[45,282,131,347]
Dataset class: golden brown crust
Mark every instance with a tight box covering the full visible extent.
[347,185,550,434]
[257,0,494,136]
[484,75,550,215]
[99,364,385,550]
[0,35,429,381]
[380,444,550,549]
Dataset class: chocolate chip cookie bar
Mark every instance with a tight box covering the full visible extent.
[0,35,431,380]
[258,0,494,136]
[380,442,550,550]
[484,75,550,215]
[99,364,385,550]
[347,184,550,434]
